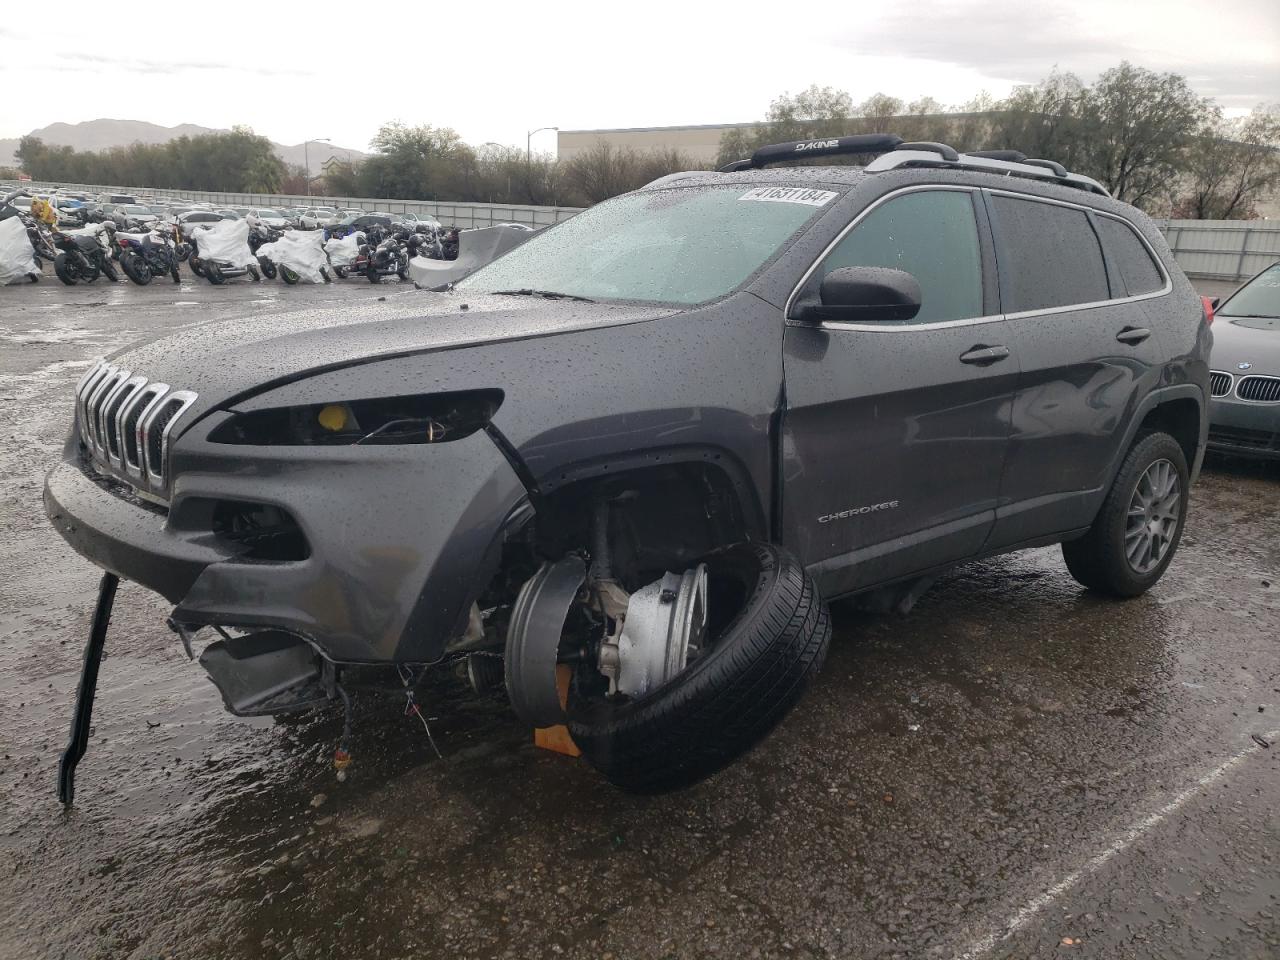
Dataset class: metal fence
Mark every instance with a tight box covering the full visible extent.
[1155,219,1280,282]
[0,179,585,230]
[7,177,1279,280]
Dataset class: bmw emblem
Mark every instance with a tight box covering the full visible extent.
[1238,362,1253,370]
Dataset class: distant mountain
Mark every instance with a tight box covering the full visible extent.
[0,118,367,175]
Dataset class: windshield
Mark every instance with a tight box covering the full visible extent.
[257,208,283,218]
[1220,263,1280,318]
[458,185,834,305]
[121,205,149,214]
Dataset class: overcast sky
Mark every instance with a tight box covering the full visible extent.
[1,0,1275,154]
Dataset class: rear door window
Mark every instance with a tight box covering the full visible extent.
[816,189,984,323]
[1096,216,1165,296]
[991,195,1109,311]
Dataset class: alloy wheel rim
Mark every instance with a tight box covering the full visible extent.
[1125,458,1181,574]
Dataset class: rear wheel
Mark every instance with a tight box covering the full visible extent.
[1062,431,1189,597]
[204,261,225,285]
[121,251,152,285]
[99,257,118,282]
[279,265,299,285]
[189,257,205,278]
[53,253,78,285]
[257,257,277,280]
[366,263,381,283]
[568,541,831,793]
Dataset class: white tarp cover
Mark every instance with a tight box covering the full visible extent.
[257,230,329,283]
[0,217,38,284]
[195,218,256,268]
[323,231,364,268]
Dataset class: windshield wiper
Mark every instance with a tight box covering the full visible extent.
[492,288,595,303]
[1221,313,1277,319]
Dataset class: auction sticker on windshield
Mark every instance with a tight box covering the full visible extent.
[738,187,838,206]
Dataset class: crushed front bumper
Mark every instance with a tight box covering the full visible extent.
[45,415,530,663]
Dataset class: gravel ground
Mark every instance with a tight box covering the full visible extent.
[0,270,1276,960]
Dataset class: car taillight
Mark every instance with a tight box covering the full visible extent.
[1200,295,1217,326]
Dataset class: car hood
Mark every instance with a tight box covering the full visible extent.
[102,292,681,424]
[1209,315,1280,373]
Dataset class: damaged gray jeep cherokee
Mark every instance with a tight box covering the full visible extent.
[45,134,1211,799]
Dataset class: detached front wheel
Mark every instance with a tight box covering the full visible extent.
[569,541,831,793]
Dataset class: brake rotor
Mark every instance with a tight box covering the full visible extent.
[616,564,708,699]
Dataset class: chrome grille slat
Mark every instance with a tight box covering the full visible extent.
[71,359,195,500]
[1208,371,1232,398]
[1237,375,1280,403]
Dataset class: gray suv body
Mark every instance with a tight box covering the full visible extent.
[45,136,1211,795]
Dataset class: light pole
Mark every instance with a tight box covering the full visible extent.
[303,138,331,196]
[526,126,557,164]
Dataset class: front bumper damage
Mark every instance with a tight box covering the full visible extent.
[45,413,530,664]
[45,411,532,801]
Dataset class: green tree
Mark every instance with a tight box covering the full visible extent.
[1179,104,1280,219]
[1075,62,1211,207]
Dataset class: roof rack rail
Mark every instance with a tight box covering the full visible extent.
[967,149,1027,163]
[896,141,960,161]
[716,132,1109,197]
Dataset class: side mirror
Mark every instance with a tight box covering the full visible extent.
[793,266,922,323]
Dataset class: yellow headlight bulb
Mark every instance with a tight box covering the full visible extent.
[317,404,350,432]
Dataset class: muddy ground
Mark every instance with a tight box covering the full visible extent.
[0,272,1276,960]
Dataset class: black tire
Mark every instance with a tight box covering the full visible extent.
[121,251,152,285]
[1062,431,1189,598]
[568,541,831,793]
[204,261,225,285]
[190,257,205,278]
[248,264,261,282]
[279,265,299,285]
[99,257,118,282]
[54,253,78,285]
[258,257,277,280]
[170,262,181,283]
[333,266,348,279]
[366,263,381,283]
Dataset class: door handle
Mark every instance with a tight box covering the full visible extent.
[959,344,1010,365]
[1116,326,1152,345]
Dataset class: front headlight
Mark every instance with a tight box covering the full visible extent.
[209,389,503,446]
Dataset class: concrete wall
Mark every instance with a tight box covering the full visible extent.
[1,179,584,230]
[557,124,760,165]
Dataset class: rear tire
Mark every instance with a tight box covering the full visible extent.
[99,257,118,282]
[366,264,381,283]
[279,265,299,285]
[569,541,831,793]
[54,253,77,285]
[1062,431,1189,597]
[121,251,152,285]
[204,261,225,285]
[190,257,205,278]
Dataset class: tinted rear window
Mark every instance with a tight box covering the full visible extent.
[1097,216,1164,296]
[992,196,1109,311]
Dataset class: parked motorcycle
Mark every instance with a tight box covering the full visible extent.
[51,223,120,285]
[117,226,183,285]
[247,219,284,279]
[188,220,261,285]
[362,234,408,282]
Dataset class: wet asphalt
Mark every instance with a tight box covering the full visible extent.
[0,270,1276,960]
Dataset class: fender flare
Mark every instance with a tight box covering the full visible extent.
[1104,383,1207,489]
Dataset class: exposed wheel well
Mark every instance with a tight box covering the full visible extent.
[1135,397,1200,469]
[534,461,759,591]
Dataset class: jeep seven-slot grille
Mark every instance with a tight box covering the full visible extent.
[1208,372,1232,398]
[75,360,197,497]
[1237,376,1280,403]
